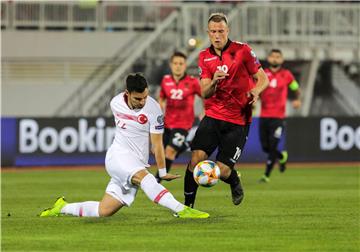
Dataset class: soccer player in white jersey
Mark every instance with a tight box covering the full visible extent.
[40,73,209,219]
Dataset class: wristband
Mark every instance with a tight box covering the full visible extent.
[158,168,167,178]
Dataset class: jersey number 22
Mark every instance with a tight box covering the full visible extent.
[170,89,183,100]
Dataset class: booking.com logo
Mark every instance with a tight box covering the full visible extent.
[320,117,360,151]
[19,118,115,154]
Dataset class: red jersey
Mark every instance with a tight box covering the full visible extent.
[260,68,295,119]
[159,74,201,130]
[198,40,261,125]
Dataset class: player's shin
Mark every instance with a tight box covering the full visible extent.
[61,201,100,217]
[140,174,184,213]
[222,169,240,186]
[184,166,199,208]
[265,150,277,177]
[165,158,173,173]
[265,159,275,177]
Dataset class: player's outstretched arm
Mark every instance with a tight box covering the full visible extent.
[289,81,302,109]
[248,68,269,104]
[150,133,181,181]
[292,91,302,109]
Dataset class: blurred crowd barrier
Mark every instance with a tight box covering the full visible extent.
[1,1,359,119]
[1,1,359,52]
[1,1,176,30]
[1,116,359,167]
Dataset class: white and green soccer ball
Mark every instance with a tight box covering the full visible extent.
[193,160,220,187]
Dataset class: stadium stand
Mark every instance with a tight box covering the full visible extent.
[1,1,359,117]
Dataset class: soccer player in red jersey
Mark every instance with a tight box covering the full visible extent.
[184,13,269,208]
[258,49,301,183]
[155,51,202,183]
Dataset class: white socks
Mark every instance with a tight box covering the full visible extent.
[60,174,184,217]
[140,174,184,213]
[61,201,99,217]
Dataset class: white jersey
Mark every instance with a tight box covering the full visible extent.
[109,92,164,166]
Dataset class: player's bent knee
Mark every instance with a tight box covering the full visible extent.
[99,193,125,217]
[98,204,123,217]
[189,150,208,171]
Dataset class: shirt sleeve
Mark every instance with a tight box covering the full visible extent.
[159,78,166,99]
[193,78,202,96]
[110,96,121,126]
[149,101,164,134]
[287,71,295,83]
[243,44,262,75]
[198,52,212,80]
[287,71,300,91]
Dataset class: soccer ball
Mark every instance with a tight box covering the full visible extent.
[193,160,220,187]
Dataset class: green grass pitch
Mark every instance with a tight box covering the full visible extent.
[2,164,359,251]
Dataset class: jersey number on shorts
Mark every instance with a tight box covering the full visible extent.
[233,147,242,161]
[170,89,183,100]
[274,126,282,138]
[172,133,185,147]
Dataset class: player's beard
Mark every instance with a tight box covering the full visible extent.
[270,63,281,68]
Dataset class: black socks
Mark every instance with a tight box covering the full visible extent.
[184,166,199,208]
[222,169,240,186]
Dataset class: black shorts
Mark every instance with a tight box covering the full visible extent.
[164,128,189,153]
[190,116,250,168]
[259,117,285,152]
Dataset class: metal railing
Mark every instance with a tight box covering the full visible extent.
[85,11,182,116]
[2,1,180,30]
[232,2,360,49]
[2,2,358,56]
[54,31,148,116]
[2,1,360,117]
[54,11,182,116]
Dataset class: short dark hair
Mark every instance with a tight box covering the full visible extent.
[269,49,282,55]
[208,13,228,24]
[126,73,148,93]
[170,51,187,62]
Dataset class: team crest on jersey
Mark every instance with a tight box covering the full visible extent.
[137,114,148,124]
[157,115,164,124]
[250,50,256,58]
[250,50,260,64]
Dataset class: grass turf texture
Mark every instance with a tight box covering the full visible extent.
[2,165,359,252]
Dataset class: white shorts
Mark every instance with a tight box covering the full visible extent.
[104,145,148,206]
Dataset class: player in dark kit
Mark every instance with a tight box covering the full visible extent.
[258,49,301,183]
[184,13,269,208]
[155,51,202,183]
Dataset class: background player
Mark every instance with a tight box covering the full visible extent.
[155,51,202,183]
[184,13,269,208]
[258,49,301,183]
[40,73,209,219]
